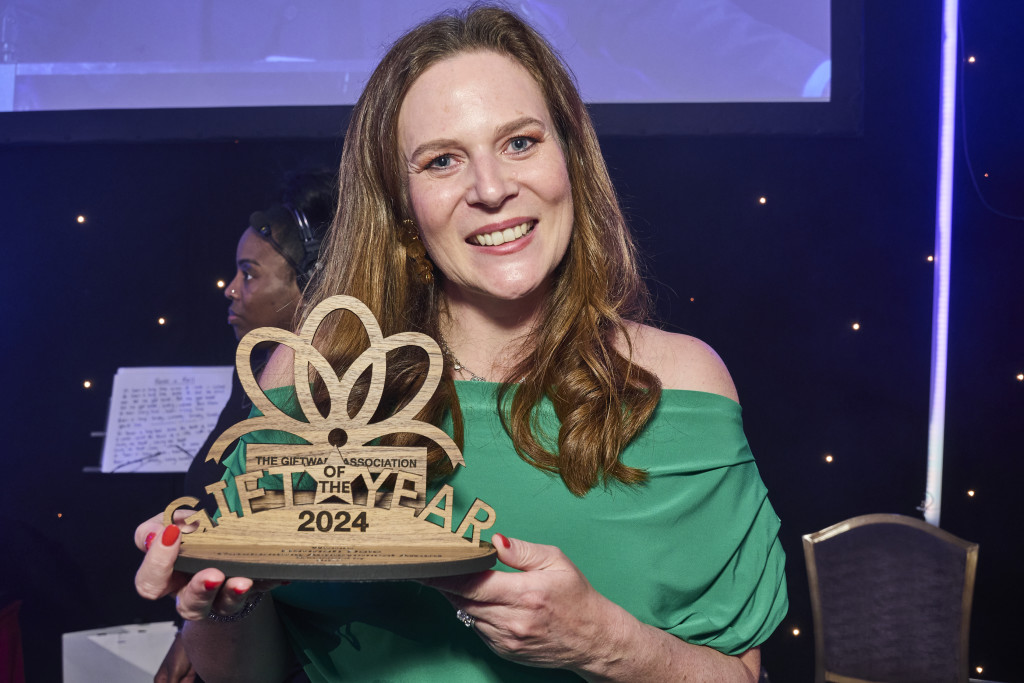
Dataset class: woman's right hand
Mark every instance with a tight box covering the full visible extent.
[133,513,261,620]
[133,513,295,682]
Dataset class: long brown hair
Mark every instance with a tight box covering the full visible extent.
[304,4,661,495]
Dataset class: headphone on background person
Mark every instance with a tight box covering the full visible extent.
[285,202,323,288]
[247,167,337,290]
[248,203,325,290]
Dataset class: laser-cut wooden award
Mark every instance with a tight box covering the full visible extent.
[162,295,496,580]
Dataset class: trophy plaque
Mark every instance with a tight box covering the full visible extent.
[162,295,497,581]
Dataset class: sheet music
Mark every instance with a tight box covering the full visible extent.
[100,366,233,473]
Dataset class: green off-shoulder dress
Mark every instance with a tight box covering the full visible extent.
[216,381,788,682]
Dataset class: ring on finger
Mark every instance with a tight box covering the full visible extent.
[455,608,476,629]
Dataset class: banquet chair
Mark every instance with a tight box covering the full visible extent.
[803,513,978,683]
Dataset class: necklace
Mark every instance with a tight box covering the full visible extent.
[438,333,488,382]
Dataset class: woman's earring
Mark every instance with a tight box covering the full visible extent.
[399,219,434,284]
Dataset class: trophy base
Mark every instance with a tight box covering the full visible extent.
[174,541,497,581]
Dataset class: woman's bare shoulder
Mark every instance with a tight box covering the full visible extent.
[622,321,739,403]
[258,345,296,390]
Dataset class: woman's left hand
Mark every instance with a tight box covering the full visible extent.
[420,534,630,673]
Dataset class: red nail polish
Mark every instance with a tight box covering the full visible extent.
[145,532,156,550]
[204,580,222,591]
[232,586,248,596]
[161,525,180,546]
[494,533,511,549]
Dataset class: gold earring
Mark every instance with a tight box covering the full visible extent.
[399,219,434,284]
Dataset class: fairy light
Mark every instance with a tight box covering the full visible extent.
[967,490,975,497]
[927,255,934,262]
[967,55,976,63]
[791,628,801,636]
[1016,373,1023,381]
[82,380,92,389]
[76,215,86,224]
[758,196,767,205]
[852,322,861,331]
[216,280,226,288]
[824,454,834,464]
[157,317,166,325]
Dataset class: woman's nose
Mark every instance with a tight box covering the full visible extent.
[466,156,517,208]
[224,272,241,300]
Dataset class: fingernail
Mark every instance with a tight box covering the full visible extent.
[161,525,180,546]
[494,533,511,549]
[204,580,222,591]
[231,586,248,596]
[145,532,156,550]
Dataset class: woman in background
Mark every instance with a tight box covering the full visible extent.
[155,168,335,683]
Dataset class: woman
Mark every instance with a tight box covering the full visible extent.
[223,169,335,341]
[186,167,338,518]
[155,168,336,683]
[135,7,787,682]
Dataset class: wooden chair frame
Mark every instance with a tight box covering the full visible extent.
[803,513,978,683]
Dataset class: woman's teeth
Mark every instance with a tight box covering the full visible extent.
[472,221,534,246]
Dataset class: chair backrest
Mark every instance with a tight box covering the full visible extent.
[803,514,978,683]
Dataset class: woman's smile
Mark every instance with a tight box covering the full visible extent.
[468,219,536,247]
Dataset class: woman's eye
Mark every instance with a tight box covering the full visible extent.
[508,136,536,153]
[242,270,254,281]
[426,154,453,170]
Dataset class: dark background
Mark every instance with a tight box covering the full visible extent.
[1,2,1022,681]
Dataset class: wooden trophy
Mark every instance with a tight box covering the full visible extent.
[162,295,497,580]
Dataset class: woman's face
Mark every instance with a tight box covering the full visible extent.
[397,50,573,307]
[224,227,301,339]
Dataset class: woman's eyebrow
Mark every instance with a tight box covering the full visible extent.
[410,138,459,161]
[494,116,545,140]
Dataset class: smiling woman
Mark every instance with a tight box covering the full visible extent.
[133,6,788,682]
